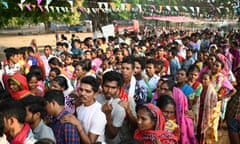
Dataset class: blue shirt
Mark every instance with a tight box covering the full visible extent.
[181,83,194,98]
[49,110,80,144]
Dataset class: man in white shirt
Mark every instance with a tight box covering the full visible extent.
[76,76,106,144]
[40,45,54,78]
[96,71,126,144]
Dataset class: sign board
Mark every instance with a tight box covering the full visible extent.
[101,24,115,41]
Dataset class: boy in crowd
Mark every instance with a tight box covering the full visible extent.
[0,100,37,144]
[44,90,80,144]
[20,95,56,143]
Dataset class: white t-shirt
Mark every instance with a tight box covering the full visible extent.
[76,101,106,143]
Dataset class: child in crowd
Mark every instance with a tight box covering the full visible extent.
[26,73,44,97]
[44,68,61,91]
[64,53,75,80]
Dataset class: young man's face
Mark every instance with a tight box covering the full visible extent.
[102,81,119,100]
[44,47,52,56]
[78,83,97,106]
[146,63,155,77]
[121,63,134,80]
[134,61,142,75]
[25,107,38,125]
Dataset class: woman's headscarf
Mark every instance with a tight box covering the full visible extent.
[173,87,197,144]
[134,103,177,144]
[7,73,31,100]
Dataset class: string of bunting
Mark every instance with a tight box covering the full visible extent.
[0,1,237,15]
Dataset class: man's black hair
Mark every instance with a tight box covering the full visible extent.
[20,95,46,118]
[44,90,65,106]
[122,56,135,69]
[0,99,26,124]
[103,71,123,87]
[134,57,146,70]
[81,76,99,93]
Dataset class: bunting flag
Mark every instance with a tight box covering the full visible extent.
[136,4,142,13]
[166,5,171,11]
[18,3,23,11]
[61,7,65,12]
[67,0,73,7]
[91,8,96,13]
[196,7,200,14]
[182,6,188,11]
[125,3,131,11]
[150,4,156,10]
[44,5,49,12]
[121,3,125,11]
[2,1,8,9]
[38,5,44,12]
[102,2,108,10]
[32,4,36,9]
[174,6,179,11]
[56,7,60,13]
[37,0,42,5]
[216,7,221,13]
[26,4,32,11]
[226,7,229,13]
[159,5,162,13]
[110,2,116,10]
[49,6,54,12]
[46,0,52,6]
[21,0,26,4]
[189,6,194,13]
[65,7,69,12]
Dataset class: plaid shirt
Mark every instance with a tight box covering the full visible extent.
[49,110,80,144]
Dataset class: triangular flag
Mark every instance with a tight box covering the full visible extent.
[126,3,131,11]
[150,4,156,10]
[2,1,8,9]
[103,2,108,10]
[38,5,44,12]
[166,5,171,11]
[18,3,23,11]
[182,6,188,11]
[91,8,96,13]
[65,7,68,12]
[32,4,36,9]
[37,0,42,5]
[110,2,116,10]
[174,6,179,11]
[44,5,49,12]
[61,7,65,12]
[67,0,73,7]
[159,5,162,13]
[21,0,26,4]
[56,7,60,13]
[216,7,221,13]
[86,8,90,13]
[226,8,229,13]
[136,4,142,13]
[196,7,200,14]
[26,4,32,11]
[98,2,102,8]
[189,6,194,12]
[46,0,52,6]
[49,6,54,12]
[121,3,125,11]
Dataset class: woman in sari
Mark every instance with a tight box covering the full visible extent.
[197,72,219,144]
[152,80,197,144]
[134,103,177,144]
[6,73,31,100]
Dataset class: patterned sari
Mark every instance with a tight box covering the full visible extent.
[134,103,178,144]
[197,84,220,144]
[173,87,197,144]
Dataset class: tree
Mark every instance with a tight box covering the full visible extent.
[0,0,81,30]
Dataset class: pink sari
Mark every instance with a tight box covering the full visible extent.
[173,87,197,144]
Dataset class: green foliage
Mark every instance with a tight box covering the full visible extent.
[0,0,80,28]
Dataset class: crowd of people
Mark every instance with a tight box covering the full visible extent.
[0,28,240,144]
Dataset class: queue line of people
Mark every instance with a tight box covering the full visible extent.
[0,28,239,144]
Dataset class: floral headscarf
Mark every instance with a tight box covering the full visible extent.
[134,103,177,144]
